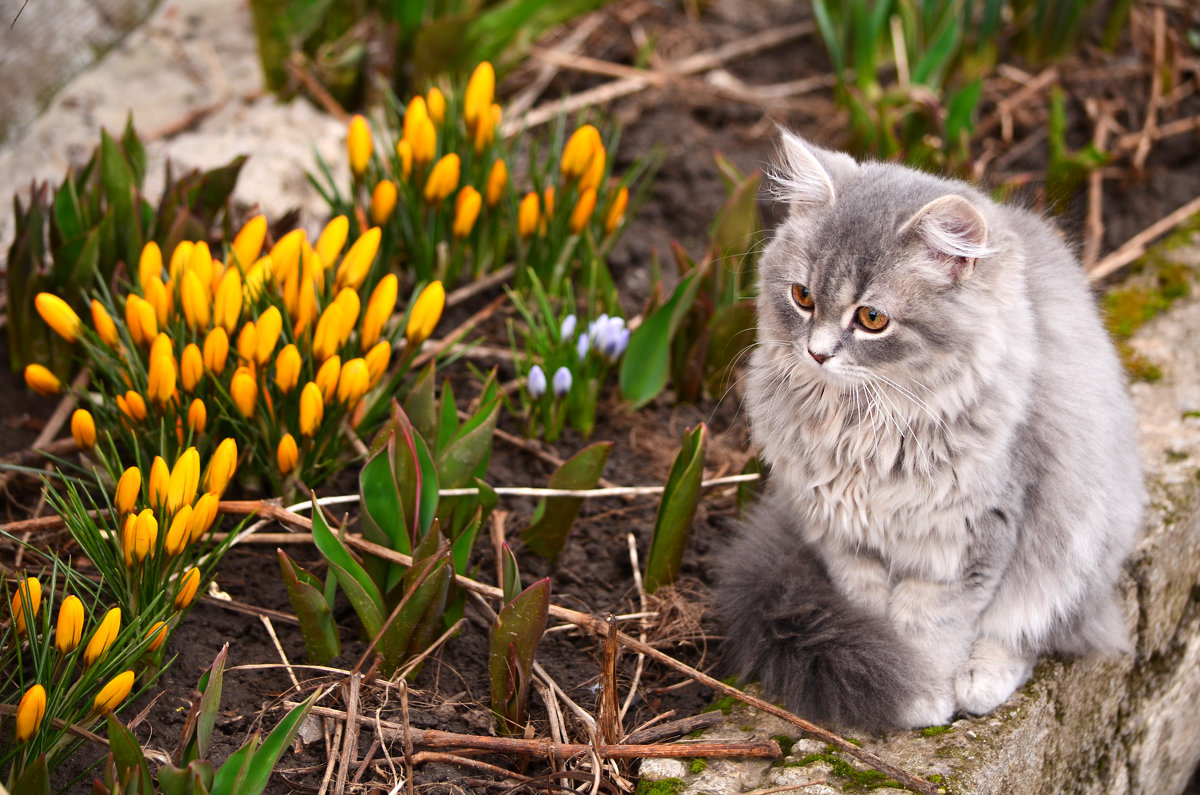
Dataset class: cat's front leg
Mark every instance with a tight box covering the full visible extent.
[954,636,1035,715]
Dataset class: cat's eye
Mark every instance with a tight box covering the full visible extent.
[855,305,889,332]
[791,283,814,310]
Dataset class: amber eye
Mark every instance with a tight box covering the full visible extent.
[855,306,889,332]
[791,284,814,310]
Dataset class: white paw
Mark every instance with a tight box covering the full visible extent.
[954,639,1033,716]
[898,690,954,729]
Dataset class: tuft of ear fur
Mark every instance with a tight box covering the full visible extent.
[768,130,857,212]
[902,194,994,283]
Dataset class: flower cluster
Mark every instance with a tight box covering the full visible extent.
[2,567,168,783]
[514,303,631,442]
[320,61,643,299]
[25,214,446,493]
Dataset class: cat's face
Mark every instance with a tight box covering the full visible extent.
[757,133,997,393]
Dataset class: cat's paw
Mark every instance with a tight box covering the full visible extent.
[954,638,1033,716]
[897,690,955,729]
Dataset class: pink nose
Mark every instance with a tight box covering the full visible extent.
[809,349,831,364]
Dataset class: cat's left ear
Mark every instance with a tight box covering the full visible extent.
[901,195,994,283]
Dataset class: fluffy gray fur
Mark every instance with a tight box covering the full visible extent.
[715,132,1144,730]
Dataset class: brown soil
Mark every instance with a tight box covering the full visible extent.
[3,0,1200,792]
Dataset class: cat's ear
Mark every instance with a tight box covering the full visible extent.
[770,131,857,213]
[902,195,994,283]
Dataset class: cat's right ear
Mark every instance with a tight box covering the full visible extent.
[770,131,856,213]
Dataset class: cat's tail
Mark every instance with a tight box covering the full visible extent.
[713,492,927,731]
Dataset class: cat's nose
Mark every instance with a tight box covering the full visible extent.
[809,349,832,364]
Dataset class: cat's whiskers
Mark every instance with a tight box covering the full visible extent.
[872,372,952,438]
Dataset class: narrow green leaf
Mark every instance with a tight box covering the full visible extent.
[644,424,707,593]
[704,300,756,399]
[521,442,611,560]
[190,643,229,763]
[403,363,438,444]
[237,693,316,795]
[620,269,705,409]
[436,398,498,488]
[277,550,341,664]
[500,543,520,604]
[105,712,155,794]
[310,495,386,637]
[489,578,550,733]
[210,734,258,795]
[11,753,50,795]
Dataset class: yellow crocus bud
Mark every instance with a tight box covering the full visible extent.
[569,188,598,234]
[144,621,168,652]
[143,277,171,328]
[230,367,257,418]
[205,438,238,496]
[604,186,629,234]
[11,577,41,635]
[543,186,555,220]
[517,192,540,238]
[299,382,324,436]
[402,96,429,146]
[485,159,508,207]
[35,292,82,343]
[213,268,243,334]
[335,227,382,291]
[561,124,602,181]
[472,105,497,153]
[580,144,607,193]
[347,114,372,178]
[181,343,203,392]
[71,408,96,450]
[56,595,84,654]
[463,61,495,132]
[138,241,164,291]
[83,607,121,667]
[315,357,341,404]
[91,299,120,347]
[361,274,398,348]
[187,398,207,434]
[148,456,170,511]
[294,277,317,336]
[203,327,229,375]
[232,214,268,267]
[165,505,191,555]
[405,280,445,349]
[312,304,344,362]
[93,670,135,713]
[125,294,157,346]
[423,154,460,204]
[365,340,391,386]
[453,186,482,238]
[396,139,414,180]
[410,115,436,168]
[131,509,158,562]
[147,334,177,405]
[16,685,46,742]
[188,242,215,298]
[371,180,398,225]
[277,433,299,476]
[236,320,257,363]
[333,288,361,346]
[115,466,141,514]
[121,391,148,422]
[168,241,194,284]
[181,269,210,330]
[254,306,283,365]
[175,568,201,609]
[168,447,200,514]
[275,344,301,393]
[24,364,61,396]
[337,358,370,406]
[270,228,307,283]
[315,217,348,271]
[187,492,220,541]
[120,514,136,568]
[426,87,446,124]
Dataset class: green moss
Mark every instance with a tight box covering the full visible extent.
[772,735,796,756]
[928,774,945,783]
[1104,285,1169,339]
[782,749,902,791]
[636,778,685,795]
[688,758,707,775]
[702,695,736,715]
[1117,342,1163,382]
[922,725,953,737]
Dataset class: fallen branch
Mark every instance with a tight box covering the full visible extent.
[1089,193,1200,283]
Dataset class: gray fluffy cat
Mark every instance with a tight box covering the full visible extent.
[715,132,1144,729]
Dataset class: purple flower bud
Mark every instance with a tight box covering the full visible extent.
[527,365,547,398]
[560,314,577,342]
[576,333,590,361]
[552,366,573,397]
[595,316,629,361]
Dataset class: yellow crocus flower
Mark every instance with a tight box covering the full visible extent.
[315,356,341,404]
[187,398,207,434]
[426,87,446,124]
[24,364,61,396]
[453,186,482,238]
[230,367,257,418]
[115,466,141,514]
[569,188,598,234]
[11,577,41,635]
[371,179,398,225]
[125,294,157,346]
[335,227,382,291]
[312,305,344,362]
[365,340,391,387]
[463,61,495,132]
[167,447,201,513]
[277,433,299,476]
[138,241,163,291]
[405,280,445,349]
[181,343,203,392]
[360,274,398,348]
[188,492,220,542]
[120,391,148,422]
[236,321,257,363]
[275,344,301,393]
[56,595,84,654]
[231,214,268,267]
[254,306,283,365]
[168,241,194,284]
[337,358,370,406]
[402,95,429,147]
[147,334,177,405]
[314,217,346,271]
[410,114,436,167]
[517,192,540,239]
[83,607,121,667]
[145,621,169,652]
[347,114,372,178]
[131,509,158,563]
[485,159,508,207]
[143,276,171,327]
[213,268,243,334]
[35,292,82,343]
[91,299,120,347]
[189,242,215,297]
[181,269,210,330]
[396,139,414,180]
[203,327,229,375]
[16,685,46,742]
[423,154,460,204]
[93,670,135,712]
[205,438,238,496]
[71,408,96,450]
[580,144,607,193]
[561,124,602,181]
[299,382,324,436]
[333,288,361,346]
[165,505,191,556]
[175,568,201,609]
[604,186,629,234]
[148,456,170,510]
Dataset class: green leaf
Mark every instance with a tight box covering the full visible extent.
[310,495,386,637]
[121,114,147,188]
[105,712,155,793]
[620,269,705,409]
[184,643,229,764]
[403,362,438,444]
[236,693,316,795]
[359,432,407,588]
[500,543,521,604]
[210,734,258,795]
[709,168,761,277]
[12,753,50,795]
[158,760,214,795]
[911,14,959,87]
[436,398,498,488]
[277,550,341,664]
[521,442,611,560]
[704,300,756,399]
[644,423,707,593]
[489,578,550,734]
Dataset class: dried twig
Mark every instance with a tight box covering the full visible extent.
[1132,6,1167,171]
[1089,194,1200,283]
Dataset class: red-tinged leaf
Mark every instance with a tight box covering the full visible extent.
[278,550,341,664]
[489,578,550,733]
[310,494,385,638]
